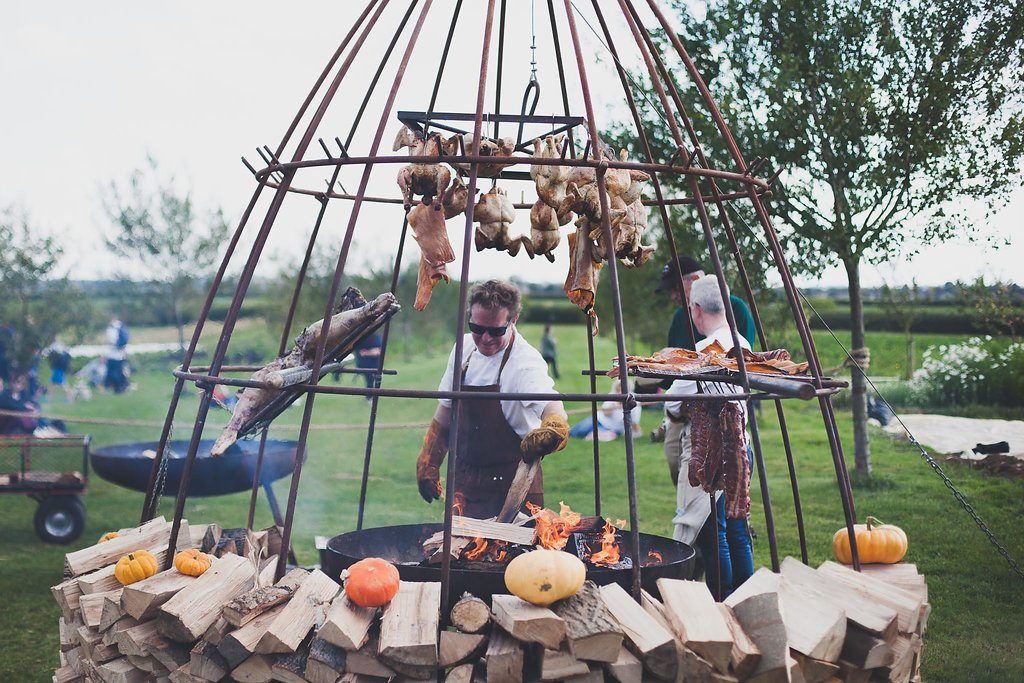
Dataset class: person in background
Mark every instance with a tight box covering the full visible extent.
[354,330,383,398]
[540,324,560,379]
[47,337,75,403]
[569,379,642,441]
[665,275,755,598]
[0,375,65,436]
[105,316,130,394]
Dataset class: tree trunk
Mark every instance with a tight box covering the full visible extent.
[904,329,915,381]
[845,258,871,476]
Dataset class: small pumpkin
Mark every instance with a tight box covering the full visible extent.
[345,557,401,607]
[98,532,119,543]
[174,549,213,577]
[833,516,908,565]
[504,549,586,606]
[114,550,159,585]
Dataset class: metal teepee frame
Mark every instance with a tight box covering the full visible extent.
[139,0,861,608]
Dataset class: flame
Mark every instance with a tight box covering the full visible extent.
[615,519,627,528]
[527,501,582,550]
[462,537,510,562]
[451,495,464,518]
[646,549,663,566]
[588,519,622,566]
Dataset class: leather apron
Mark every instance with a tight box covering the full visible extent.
[450,334,544,518]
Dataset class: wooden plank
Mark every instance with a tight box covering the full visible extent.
[121,568,197,620]
[64,519,188,577]
[717,603,761,680]
[230,654,274,682]
[190,640,230,681]
[159,553,255,642]
[450,592,490,634]
[552,581,623,663]
[81,589,122,628]
[722,571,789,682]
[781,558,898,642]
[223,568,308,628]
[378,581,441,668]
[485,628,524,683]
[657,578,733,674]
[318,593,376,650]
[491,594,566,650]
[816,561,923,634]
[219,604,286,669]
[600,582,676,681]
[604,645,642,683]
[256,569,338,653]
[539,645,590,680]
[439,631,487,668]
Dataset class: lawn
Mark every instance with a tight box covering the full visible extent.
[2,322,1021,681]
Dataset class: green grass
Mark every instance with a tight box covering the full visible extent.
[3,322,1022,681]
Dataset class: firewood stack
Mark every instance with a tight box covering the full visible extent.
[52,521,929,683]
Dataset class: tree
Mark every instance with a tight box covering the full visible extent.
[879,278,923,380]
[0,208,92,379]
[102,157,231,353]
[956,276,1024,341]
[629,0,1024,475]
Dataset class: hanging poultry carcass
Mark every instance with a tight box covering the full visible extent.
[530,134,574,225]
[445,133,517,177]
[473,186,531,257]
[408,200,456,311]
[394,124,452,210]
[441,175,470,219]
[564,225,602,334]
[528,199,561,263]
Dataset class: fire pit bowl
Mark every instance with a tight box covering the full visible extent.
[323,523,695,600]
[90,439,302,497]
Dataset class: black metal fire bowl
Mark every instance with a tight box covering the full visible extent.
[91,439,302,497]
[324,523,695,600]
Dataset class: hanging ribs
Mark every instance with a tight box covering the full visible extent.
[688,400,750,520]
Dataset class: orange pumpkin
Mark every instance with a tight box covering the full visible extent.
[833,516,908,565]
[344,557,400,607]
[114,550,159,585]
[174,549,213,577]
[98,532,119,543]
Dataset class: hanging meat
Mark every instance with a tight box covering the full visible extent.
[528,199,560,263]
[394,124,452,210]
[445,133,517,177]
[473,186,530,257]
[564,225,601,334]
[408,200,456,311]
[441,176,470,219]
[530,134,574,225]
[211,290,398,456]
[687,400,750,519]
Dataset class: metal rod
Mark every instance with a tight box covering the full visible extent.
[585,316,601,516]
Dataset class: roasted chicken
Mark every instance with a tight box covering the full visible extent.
[530,134,574,225]
[473,186,530,257]
[445,133,517,178]
[528,199,561,263]
[441,176,470,219]
[394,124,452,210]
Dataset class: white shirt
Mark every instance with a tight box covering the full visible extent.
[664,324,751,417]
[438,331,557,439]
[597,400,642,433]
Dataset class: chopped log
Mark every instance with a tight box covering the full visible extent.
[201,524,223,554]
[126,654,164,674]
[306,637,347,683]
[168,662,204,683]
[230,654,274,682]
[423,516,536,548]
[790,651,840,683]
[52,576,83,619]
[657,578,733,674]
[877,634,920,683]
[257,569,338,653]
[717,603,761,680]
[562,663,604,683]
[678,645,715,682]
[59,617,75,651]
[102,616,142,646]
[159,553,255,642]
[491,594,566,650]
[722,572,789,682]
[836,659,871,683]
[188,523,212,548]
[604,645,642,683]
[816,561,923,635]
[552,581,623,663]
[600,582,676,681]
[839,626,894,669]
[115,620,165,657]
[378,581,441,668]
[190,640,230,681]
[319,593,376,651]
[304,657,342,683]
[786,652,805,683]
[259,526,285,559]
[215,528,255,559]
[270,643,311,683]
[445,663,475,683]
[122,568,197,620]
[91,638,121,663]
[64,520,189,577]
[219,604,286,669]
[540,645,590,680]
[76,624,101,650]
[81,588,122,628]
[65,647,83,674]
[95,657,147,683]
[484,628,524,683]
[53,664,83,683]
[346,635,397,678]
[202,617,231,647]
[99,593,126,631]
[225,568,308,628]
[146,639,192,672]
[450,592,490,634]
[439,631,488,668]
[78,565,120,595]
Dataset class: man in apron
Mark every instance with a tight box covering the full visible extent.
[416,280,569,518]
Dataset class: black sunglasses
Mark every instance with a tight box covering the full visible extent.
[467,320,511,337]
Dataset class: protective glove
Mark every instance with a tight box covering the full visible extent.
[520,412,570,463]
[416,418,449,502]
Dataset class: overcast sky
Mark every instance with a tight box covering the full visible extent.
[3,1,1020,291]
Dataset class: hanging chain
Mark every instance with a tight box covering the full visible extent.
[151,443,170,516]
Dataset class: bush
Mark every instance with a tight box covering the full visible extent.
[903,337,1024,408]
[809,305,977,334]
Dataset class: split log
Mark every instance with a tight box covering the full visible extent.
[678,645,716,682]
[836,659,871,683]
[91,638,121,663]
[219,604,286,669]
[346,635,397,678]
[439,631,487,668]
[816,561,923,635]
[64,519,188,577]
[102,616,141,646]
[484,628,524,683]
[271,643,311,683]
[145,639,192,672]
[159,553,256,642]
[723,570,790,682]
[552,581,623,663]
[95,657,147,682]
[59,617,75,652]
[114,620,165,657]
[785,652,805,683]
[201,524,222,554]
[78,565,121,596]
[53,664,83,683]
[167,662,203,683]
[75,624,101,650]
[64,647,83,674]
[230,654,274,682]
[202,617,231,647]
[839,625,894,669]
[422,517,536,549]
[445,663,474,683]
[378,581,441,669]
[99,593,126,631]
[539,645,590,680]
[190,640,230,681]
[877,634,921,683]
[126,653,165,674]
[121,569,197,620]
[790,651,840,683]
[604,645,642,683]
[717,603,761,680]
[781,558,898,642]
[657,578,733,674]
[319,594,376,650]
[256,569,338,653]
[563,663,604,683]
[225,568,308,628]
[52,577,82,619]
[306,637,347,683]
[491,594,566,650]
[450,592,490,634]
[600,582,676,681]
[81,588,122,628]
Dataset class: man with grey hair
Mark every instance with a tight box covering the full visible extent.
[665,274,755,597]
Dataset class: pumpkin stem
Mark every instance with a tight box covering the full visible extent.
[865,515,884,530]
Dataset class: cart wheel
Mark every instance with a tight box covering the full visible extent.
[34,496,86,545]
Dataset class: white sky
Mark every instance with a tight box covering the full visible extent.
[2,1,1020,291]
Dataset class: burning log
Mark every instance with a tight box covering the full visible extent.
[450,592,491,634]
[528,502,582,551]
[491,594,566,650]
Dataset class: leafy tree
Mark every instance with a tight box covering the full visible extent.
[956,276,1024,341]
[102,157,231,353]
[627,0,1024,475]
[0,208,92,379]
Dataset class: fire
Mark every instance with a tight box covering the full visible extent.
[646,549,663,566]
[588,519,622,567]
[462,537,510,562]
[464,537,488,560]
[527,501,582,551]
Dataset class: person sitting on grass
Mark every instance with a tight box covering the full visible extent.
[569,379,642,441]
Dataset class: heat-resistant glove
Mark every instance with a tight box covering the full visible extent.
[416,418,449,502]
[520,412,570,463]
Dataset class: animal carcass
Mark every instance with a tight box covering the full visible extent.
[409,200,456,311]
[394,124,452,210]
